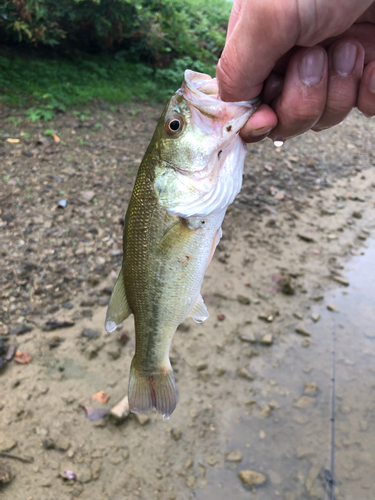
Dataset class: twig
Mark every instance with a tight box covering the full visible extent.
[0,452,34,463]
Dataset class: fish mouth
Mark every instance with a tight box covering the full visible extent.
[182,70,260,132]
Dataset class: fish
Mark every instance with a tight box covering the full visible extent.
[105,70,259,418]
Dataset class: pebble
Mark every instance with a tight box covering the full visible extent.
[332,276,349,286]
[0,461,12,484]
[98,297,110,306]
[260,333,273,345]
[281,274,295,295]
[239,331,257,343]
[196,361,208,371]
[352,211,362,219]
[81,309,93,317]
[295,327,311,337]
[237,295,251,305]
[82,328,100,340]
[135,414,149,426]
[311,313,320,322]
[184,459,193,470]
[238,367,255,381]
[110,395,130,421]
[294,396,315,408]
[311,294,324,301]
[238,470,267,487]
[327,304,339,312]
[0,433,17,452]
[10,323,33,336]
[258,312,274,322]
[305,464,321,493]
[297,233,315,243]
[206,456,218,466]
[171,428,182,441]
[186,475,196,488]
[304,382,318,395]
[293,312,303,320]
[245,348,259,358]
[226,450,243,462]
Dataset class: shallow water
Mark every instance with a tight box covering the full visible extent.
[197,241,375,500]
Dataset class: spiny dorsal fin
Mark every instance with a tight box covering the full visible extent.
[189,294,209,323]
[105,270,132,332]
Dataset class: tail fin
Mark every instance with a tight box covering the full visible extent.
[128,358,177,418]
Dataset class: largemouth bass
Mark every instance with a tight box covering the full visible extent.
[105,70,259,418]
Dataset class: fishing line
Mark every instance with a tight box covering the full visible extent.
[330,325,336,500]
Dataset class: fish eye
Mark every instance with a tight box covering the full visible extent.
[165,116,184,135]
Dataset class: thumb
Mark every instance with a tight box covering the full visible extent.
[217,0,300,102]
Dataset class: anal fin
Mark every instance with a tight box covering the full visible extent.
[189,294,209,323]
[105,270,132,333]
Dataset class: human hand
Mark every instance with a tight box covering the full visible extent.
[217,0,375,143]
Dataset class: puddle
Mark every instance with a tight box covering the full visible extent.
[197,241,375,500]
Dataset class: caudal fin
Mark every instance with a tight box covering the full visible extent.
[128,358,177,418]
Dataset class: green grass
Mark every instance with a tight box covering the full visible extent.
[0,53,216,120]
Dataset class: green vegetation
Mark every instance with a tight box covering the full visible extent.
[0,0,231,119]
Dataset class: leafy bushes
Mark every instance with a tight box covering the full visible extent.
[0,0,230,67]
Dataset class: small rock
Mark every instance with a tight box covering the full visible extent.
[184,459,193,470]
[332,276,349,286]
[0,461,12,484]
[10,323,33,336]
[245,348,259,358]
[171,428,182,441]
[186,475,196,488]
[295,326,311,337]
[304,382,318,395]
[85,343,101,360]
[79,190,95,203]
[281,274,295,295]
[352,211,362,219]
[0,433,17,452]
[293,312,303,320]
[297,233,315,243]
[311,313,320,323]
[42,438,55,450]
[327,304,338,312]
[239,331,257,343]
[238,469,267,488]
[81,309,93,318]
[110,395,130,421]
[238,367,254,381]
[226,450,243,462]
[301,338,312,348]
[98,297,110,306]
[258,312,275,322]
[237,295,251,305]
[207,456,218,466]
[135,414,149,426]
[82,328,100,340]
[260,333,273,345]
[311,294,324,301]
[62,302,74,310]
[294,396,315,408]
[196,361,208,371]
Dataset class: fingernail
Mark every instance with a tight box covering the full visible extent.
[250,125,273,137]
[299,48,325,86]
[332,42,357,77]
[369,67,375,93]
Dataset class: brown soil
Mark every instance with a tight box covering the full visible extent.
[0,104,374,500]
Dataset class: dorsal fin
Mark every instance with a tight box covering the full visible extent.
[105,270,132,332]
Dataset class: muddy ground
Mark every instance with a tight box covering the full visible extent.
[0,102,374,500]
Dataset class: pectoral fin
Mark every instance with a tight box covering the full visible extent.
[105,270,132,332]
[189,294,209,323]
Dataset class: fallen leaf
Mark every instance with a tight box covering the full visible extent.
[6,138,20,144]
[80,405,109,421]
[52,133,60,143]
[14,350,32,364]
[92,390,110,404]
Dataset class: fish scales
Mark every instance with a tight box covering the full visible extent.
[105,70,259,417]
